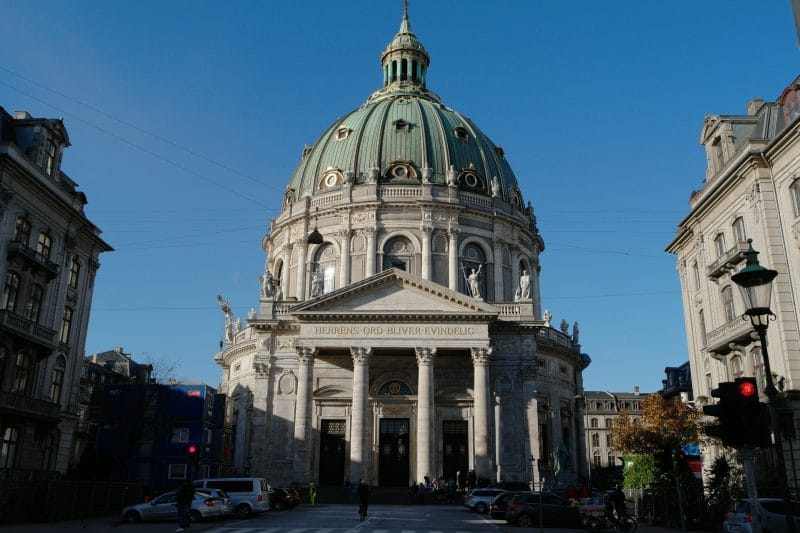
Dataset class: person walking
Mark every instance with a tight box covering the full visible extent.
[309,482,317,506]
[175,480,195,532]
[357,479,369,521]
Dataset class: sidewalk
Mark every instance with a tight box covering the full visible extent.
[0,514,226,532]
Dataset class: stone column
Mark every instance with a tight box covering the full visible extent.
[415,347,436,481]
[292,346,316,482]
[281,245,292,299]
[350,346,372,483]
[448,227,459,291]
[421,227,432,280]
[471,346,492,477]
[251,358,272,476]
[365,228,377,278]
[494,392,503,482]
[339,229,351,288]
[493,238,504,301]
[511,246,520,291]
[295,240,308,301]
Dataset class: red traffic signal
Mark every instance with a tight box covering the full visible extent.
[738,380,757,398]
[187,444,198,457]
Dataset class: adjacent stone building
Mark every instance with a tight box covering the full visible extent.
[215,9,590,488]
[666,75,800,489]
[0,108,111,477]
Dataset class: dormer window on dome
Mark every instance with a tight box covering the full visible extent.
[459,170,485,191]
[393,119,411,133]
[320,169,344,189]
[386,162,417,181]
[335,127,352,141]
[454,126,468,141]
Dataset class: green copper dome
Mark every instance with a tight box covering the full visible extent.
[284,10,524,208]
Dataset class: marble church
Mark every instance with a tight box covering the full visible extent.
[214,8,591,489]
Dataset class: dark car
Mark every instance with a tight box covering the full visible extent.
[464,488,507,514]
[489,481,532,492]
[505,491,582,528]
[285,488,301,506]
[490,491,524,520]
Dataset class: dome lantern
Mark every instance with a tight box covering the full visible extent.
[380,3,430,88]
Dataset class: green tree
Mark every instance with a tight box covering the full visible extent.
[623,454,663,489]
[705,455,743,522]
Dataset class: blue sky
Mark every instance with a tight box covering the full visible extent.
[1,1,797,393]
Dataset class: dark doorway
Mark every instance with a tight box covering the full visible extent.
[378,418,409,487]
[442,420,468,481]
[319,419,346,486]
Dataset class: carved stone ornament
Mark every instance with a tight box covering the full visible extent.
[278,370,296,395]
[470,346,492,366]
[277,337,296,351]
[351,346,373,364]
[253,358,271,378]
[414,347,437,365]
[744,181,761,225]
[296,346,317,364]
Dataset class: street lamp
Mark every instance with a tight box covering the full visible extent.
[731,239,794,533]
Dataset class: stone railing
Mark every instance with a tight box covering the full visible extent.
[310,191,342,208]
[706,241,749,280]
[458,191,493,210]
[0,310,57,350]
[535,327,575,350]
[496,303,521,318]
[6,241,60,279]
[379,186,421,199]
[706,316,753,353]
[0,390,60,420]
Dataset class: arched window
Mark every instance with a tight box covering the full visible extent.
[391,60,397,82]
[731,355,743,378]
[462,242,487,298]
[25,283,44,322]
[591,433,600,447]
[68,257,81,289]
[377,380,412,395]
[60,307,73,344]
[692,262,700,291]
[698,309,707,346]
[50,355,67,404]
[605,418,613,428]
[40,432,56,471]
[606,434,612,446]
[721,286,735,322]
[0,427,19,468]
[714,233,727,258]
[608,453,616,467]
[311,243,337,296]
[589,418,598,428]
[732,217,746,244]
[1,272,20,312]
[383,235,414,272]
[593,452,601,468]
[411,59,418,82]
[790,179,800,217]
[12,216,31,245]
[36,232,52,260]
[11,353,32,395]
[401,58,407,81]
[752,347,765,391]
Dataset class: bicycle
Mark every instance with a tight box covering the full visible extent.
[585,512,637,533]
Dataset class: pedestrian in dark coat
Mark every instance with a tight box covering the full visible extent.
[357,479,369,521]
[175,480,195,532]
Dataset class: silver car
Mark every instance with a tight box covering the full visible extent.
[463,488,507,514]
[121,490,225,523]
[724,498,800,533]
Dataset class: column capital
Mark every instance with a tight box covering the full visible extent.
[253,359,272,378]
[470,346,493,366]
[296,346,317,363]
[420,225,433,235]
[447,227,460,238]
[293,238,308,248]
[337,228,352,239]
[362,226,377,237]
[351,346,373,364]
[415,347,437,365]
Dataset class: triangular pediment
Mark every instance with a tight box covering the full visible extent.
[290,268,498,318]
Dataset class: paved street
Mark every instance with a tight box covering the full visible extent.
[0,504,704,533]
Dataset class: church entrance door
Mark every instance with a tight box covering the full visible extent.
[442,420,468,481]
[319,419,346,486]
[378,418,409,487]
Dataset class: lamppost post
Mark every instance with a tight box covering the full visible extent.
[732,239,794,533]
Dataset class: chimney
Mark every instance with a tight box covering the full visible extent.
[14,111,32,120]
[633,386,640,396]
[746,98,765,116]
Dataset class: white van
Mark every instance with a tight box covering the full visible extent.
[193,477,271,517]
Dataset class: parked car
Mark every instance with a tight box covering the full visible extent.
[285,487,302,506]
[489,481,532,492]
[463,488,506,514]
[270,488,295,510]
[199,488,233,516]
[490,491,524,520]
[505,491,582,528]
[193,477,271,518]
[724,498,800,533]
[121,491,224,523]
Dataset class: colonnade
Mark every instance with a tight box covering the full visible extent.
[290,344,494,485]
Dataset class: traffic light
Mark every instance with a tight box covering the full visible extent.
[734,377,772,448]
[703,378,772,448]
[703,381,739,446]
[187,443,199,461]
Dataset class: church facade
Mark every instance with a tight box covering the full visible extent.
[214,9,590,488]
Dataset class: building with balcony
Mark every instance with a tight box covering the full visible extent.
[213,8,591,490]
[0,107,112,478]
[666,75,800,490]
